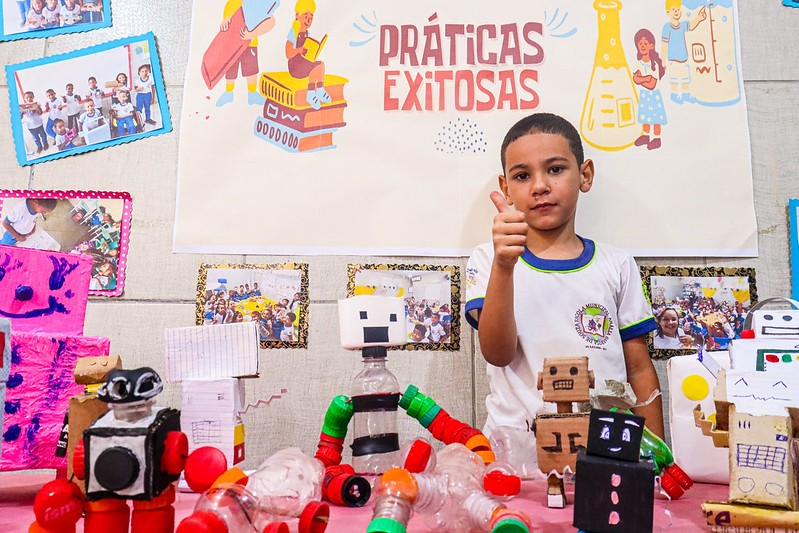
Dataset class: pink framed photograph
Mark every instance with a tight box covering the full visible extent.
[0,189,132,296]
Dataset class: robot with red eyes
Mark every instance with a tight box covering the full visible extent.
[31,367,220,533]
[535,356,594,508]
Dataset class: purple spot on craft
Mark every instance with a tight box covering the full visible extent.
[48,256,80,291]
[25,417,40,443]
[5,400,20,414]
[0,268,5,281]
[3,424,21,442]
[65,290,74,299]
[15,285,33,301]
[11,345,20,365]
[7,373,23,388]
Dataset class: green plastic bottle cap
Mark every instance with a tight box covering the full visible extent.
[491,517,530,533]
[418,404,441,428]
[366,517,407,533]
[322,395,354,438]
[399,384,419,410]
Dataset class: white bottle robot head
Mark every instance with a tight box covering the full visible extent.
[750,309,799,338]
[338,296,407,350]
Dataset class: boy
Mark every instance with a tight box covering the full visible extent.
[59,0,82,25]
[133,64,157,125]
[62,83,82,131]
[427,312,446,343]
[86,76,104,116]
[661,0,707,104]
[465,113,663,460]
[0,198,57,246]
[52,118,75,151]
[40,0,58,27]
[77,99,104,132]
[411,323,429,343]
[19,91,48,154]
[111,90,136,137]
[43,88,65,142]
[279,312,297,342]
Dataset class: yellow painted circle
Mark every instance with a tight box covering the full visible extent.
[682,374,710,401]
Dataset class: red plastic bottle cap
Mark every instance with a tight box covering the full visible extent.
[299,501,330,533]
[176,510,228,533]
[483,471,521,497]
[315,445,343,468]
[741,329,755,339]
[404,439,433,473]
[33,479,84,530]
[664,463,694,491]
[262,523,290,533]
[184,447,228,494]
[659,471,685,500]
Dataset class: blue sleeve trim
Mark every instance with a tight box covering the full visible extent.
[464,298,484,330]
[619,316,657,342]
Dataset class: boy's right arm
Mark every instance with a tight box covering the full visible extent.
[478,191,528,367]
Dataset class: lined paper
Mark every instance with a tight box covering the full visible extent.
[164,322,258,382]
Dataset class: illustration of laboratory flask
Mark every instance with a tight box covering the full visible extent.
[580,0,640,151]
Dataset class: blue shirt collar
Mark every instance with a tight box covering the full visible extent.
[520,236,595,272]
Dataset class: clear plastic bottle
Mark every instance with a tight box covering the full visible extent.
[247,447,325,517]
[366,468,418,533]
[350,346,401,476]
[177,483,290,533]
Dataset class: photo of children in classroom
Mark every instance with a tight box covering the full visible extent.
[198,265,307,347]
[647,271,754,353]
[350,266,458,348]
[0,193,129,295]
[1,0,108,40]
[9,35,166,163]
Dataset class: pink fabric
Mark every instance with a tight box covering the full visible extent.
[0,474,727,532]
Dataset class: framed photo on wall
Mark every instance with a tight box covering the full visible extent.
[641,266,757,358]
[196,263,309,349]
[347,263,460,351]
[6,32,171,165]
[0,189,131,296]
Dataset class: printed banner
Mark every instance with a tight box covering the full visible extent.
[174,0,757,257]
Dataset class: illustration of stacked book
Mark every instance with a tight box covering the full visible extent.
[255,71,349,153]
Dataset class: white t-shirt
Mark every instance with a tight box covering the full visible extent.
[42,4,59,25]
[4,201,42,236]
[280,324,295,342]
[465,238,656,447]
[59,3,82,24]
[87,87,104,109]
[63,93,82,116]
[22,108,43,129]
[653,333,683,349]
[428,322,446,342]
[134,76,155,94]
[45,98,65,121]
[78,110,103,130]
[26,8,44,28]
[112,102,135,117]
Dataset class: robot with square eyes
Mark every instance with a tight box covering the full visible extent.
[535,356,594,508]
[573,409,655,533]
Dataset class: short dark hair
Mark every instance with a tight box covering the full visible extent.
[34,198,58,210]
[414,323,427,335]
[500,113,584,172]
[286,312,296,322]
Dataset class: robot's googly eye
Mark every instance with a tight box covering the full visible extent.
[105,376,132,401]
[133,372,163,400]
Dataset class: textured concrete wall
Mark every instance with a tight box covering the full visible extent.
[0,1,795,468]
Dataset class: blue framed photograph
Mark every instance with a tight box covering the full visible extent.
[7,32,171,166]
[790,199,799,300]
[0,0,111,42]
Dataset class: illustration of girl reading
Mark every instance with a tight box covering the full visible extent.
[632,28,667,151]
[285,0,329,110]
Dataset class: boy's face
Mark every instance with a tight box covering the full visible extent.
[499,133,593,241]
[139,67,150,78]
[55,122,65,133]
[84,100,95,113]
[118,91,128,103]
[47,91,55,100]
[668,5,682,22]
[89,78,97,89]
[24,93,34,103]
[412,328,424,342]
[66,84,73,94]
[45,0,55,8]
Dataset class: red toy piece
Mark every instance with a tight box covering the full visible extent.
[30,479,84,533]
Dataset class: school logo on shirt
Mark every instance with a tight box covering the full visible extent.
[574,303,614,345]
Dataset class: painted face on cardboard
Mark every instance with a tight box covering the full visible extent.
[539,356,593,404]
[499,133,593,245]
[586,409,645,462]
[0,248,90,334]
[727,371,799,416]
[751,310,799,338]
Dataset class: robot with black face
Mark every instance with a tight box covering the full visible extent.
[73,367,189,533]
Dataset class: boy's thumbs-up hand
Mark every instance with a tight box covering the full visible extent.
[490,191,527,270]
